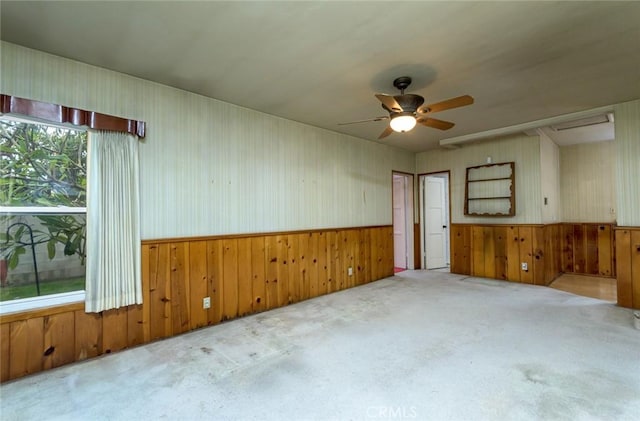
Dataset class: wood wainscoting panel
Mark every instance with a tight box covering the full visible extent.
[615,228,633,308]
[188,241,209,329]
[616,227,640,309]
[561,223,615,277]
[506,226,521,282]
[451,223,564,286]
[450,224,471,275]
[0,225,394,383]
[632,230,640,309]
[1,323,10,382]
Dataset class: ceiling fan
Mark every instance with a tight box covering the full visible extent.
[339,76,474,139]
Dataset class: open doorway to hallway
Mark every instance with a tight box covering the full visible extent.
[419,172,451,271]
[392,172,414,272]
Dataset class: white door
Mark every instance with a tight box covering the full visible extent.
[393,175,407,269]
[424,176,448,269]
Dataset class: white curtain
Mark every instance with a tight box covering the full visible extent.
[85,131,142,313]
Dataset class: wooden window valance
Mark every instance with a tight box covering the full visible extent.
[0,94,145,138]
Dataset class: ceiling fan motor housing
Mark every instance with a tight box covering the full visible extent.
[394,94,424,113]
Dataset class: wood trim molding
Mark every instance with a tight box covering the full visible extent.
[0,302,84,324]
[1,94,145,138]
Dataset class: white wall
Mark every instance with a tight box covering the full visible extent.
[0,42,415,239]
[416,134,542,224]
[560,141,616,223]
[614,99,640,227]
[539,132,560,223]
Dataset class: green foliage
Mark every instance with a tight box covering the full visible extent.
[0,276,85,301]
[1,120,86,207]
[0,120,87,269]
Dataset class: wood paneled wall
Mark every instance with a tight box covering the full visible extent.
[451,222,616,286]
[450,224,562,285]
[0,226,393,383]
[561,224,616,277]
[615,227,640,309]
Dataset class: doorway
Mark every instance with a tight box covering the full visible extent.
[392,172,414,271]
[420,172,450,270]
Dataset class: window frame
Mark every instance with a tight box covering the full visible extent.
[0,117,88,314]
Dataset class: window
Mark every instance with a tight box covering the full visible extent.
[0,118,87,312]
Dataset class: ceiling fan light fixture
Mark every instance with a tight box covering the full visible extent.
[390,114,416,132]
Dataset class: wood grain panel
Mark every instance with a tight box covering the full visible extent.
[9,320,29,378]
[275,235,290,306]
[237,238,254,317]
[189,241,209,329]
[317,232,329,295]
[251,237,267,312]
[170,242,190,333]
[518,227,534,284]
[383,227,394,277]
[222,239,239,320]
[347,230,358,287]
[471,226,485,277]
[493,227,507,280]
[616,229,633,308]
[414,223,421,270]
[366,229,377,285]
[43,312,75,368]
[102,308,127,354]
[597,225,613,277]
[75,310,102,360]
[544,225,561,284]
[631,230,640,308]
[140,244,151,343]
[532,227,546,286]
[207,240,224,323]
[264,236,279,310]
[506,226,521,282]
[1,323,9,382]
[127,304,144,347]
[25,318,44,375]
[562,224,575,273]
[289,234,302,303]
[573,225,586,274]
[361,229,372,283]
[1,226,396,382]
[585,225,599,275]
[308,233,320,297]
[450,224,470,275]
[148,243,171,340]
[483,227,496,279]
[335,231,346,291]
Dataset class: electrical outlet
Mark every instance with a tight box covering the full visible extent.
[521,262,528,271]
[203,296,211,309]
[348,267,353,276]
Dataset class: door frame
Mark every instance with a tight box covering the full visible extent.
[392,171,415,270]
[418,171,452,269]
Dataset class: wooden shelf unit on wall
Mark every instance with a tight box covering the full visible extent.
[464,162,515,217]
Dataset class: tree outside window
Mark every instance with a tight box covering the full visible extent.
[0,119,87,301]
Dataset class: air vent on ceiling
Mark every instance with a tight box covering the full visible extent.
[550,113,614,131]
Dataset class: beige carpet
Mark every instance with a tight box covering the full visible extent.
[1,270,639,420]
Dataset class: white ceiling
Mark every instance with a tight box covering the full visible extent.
[1,1,638,152]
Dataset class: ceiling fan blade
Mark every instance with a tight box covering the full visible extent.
[378,126,394,139]
[417,117,455,130]
[419,95,474,114]
[375,94,403,112]
[338,116,389,126]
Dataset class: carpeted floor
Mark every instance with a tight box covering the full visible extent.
[1,270,639,420]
